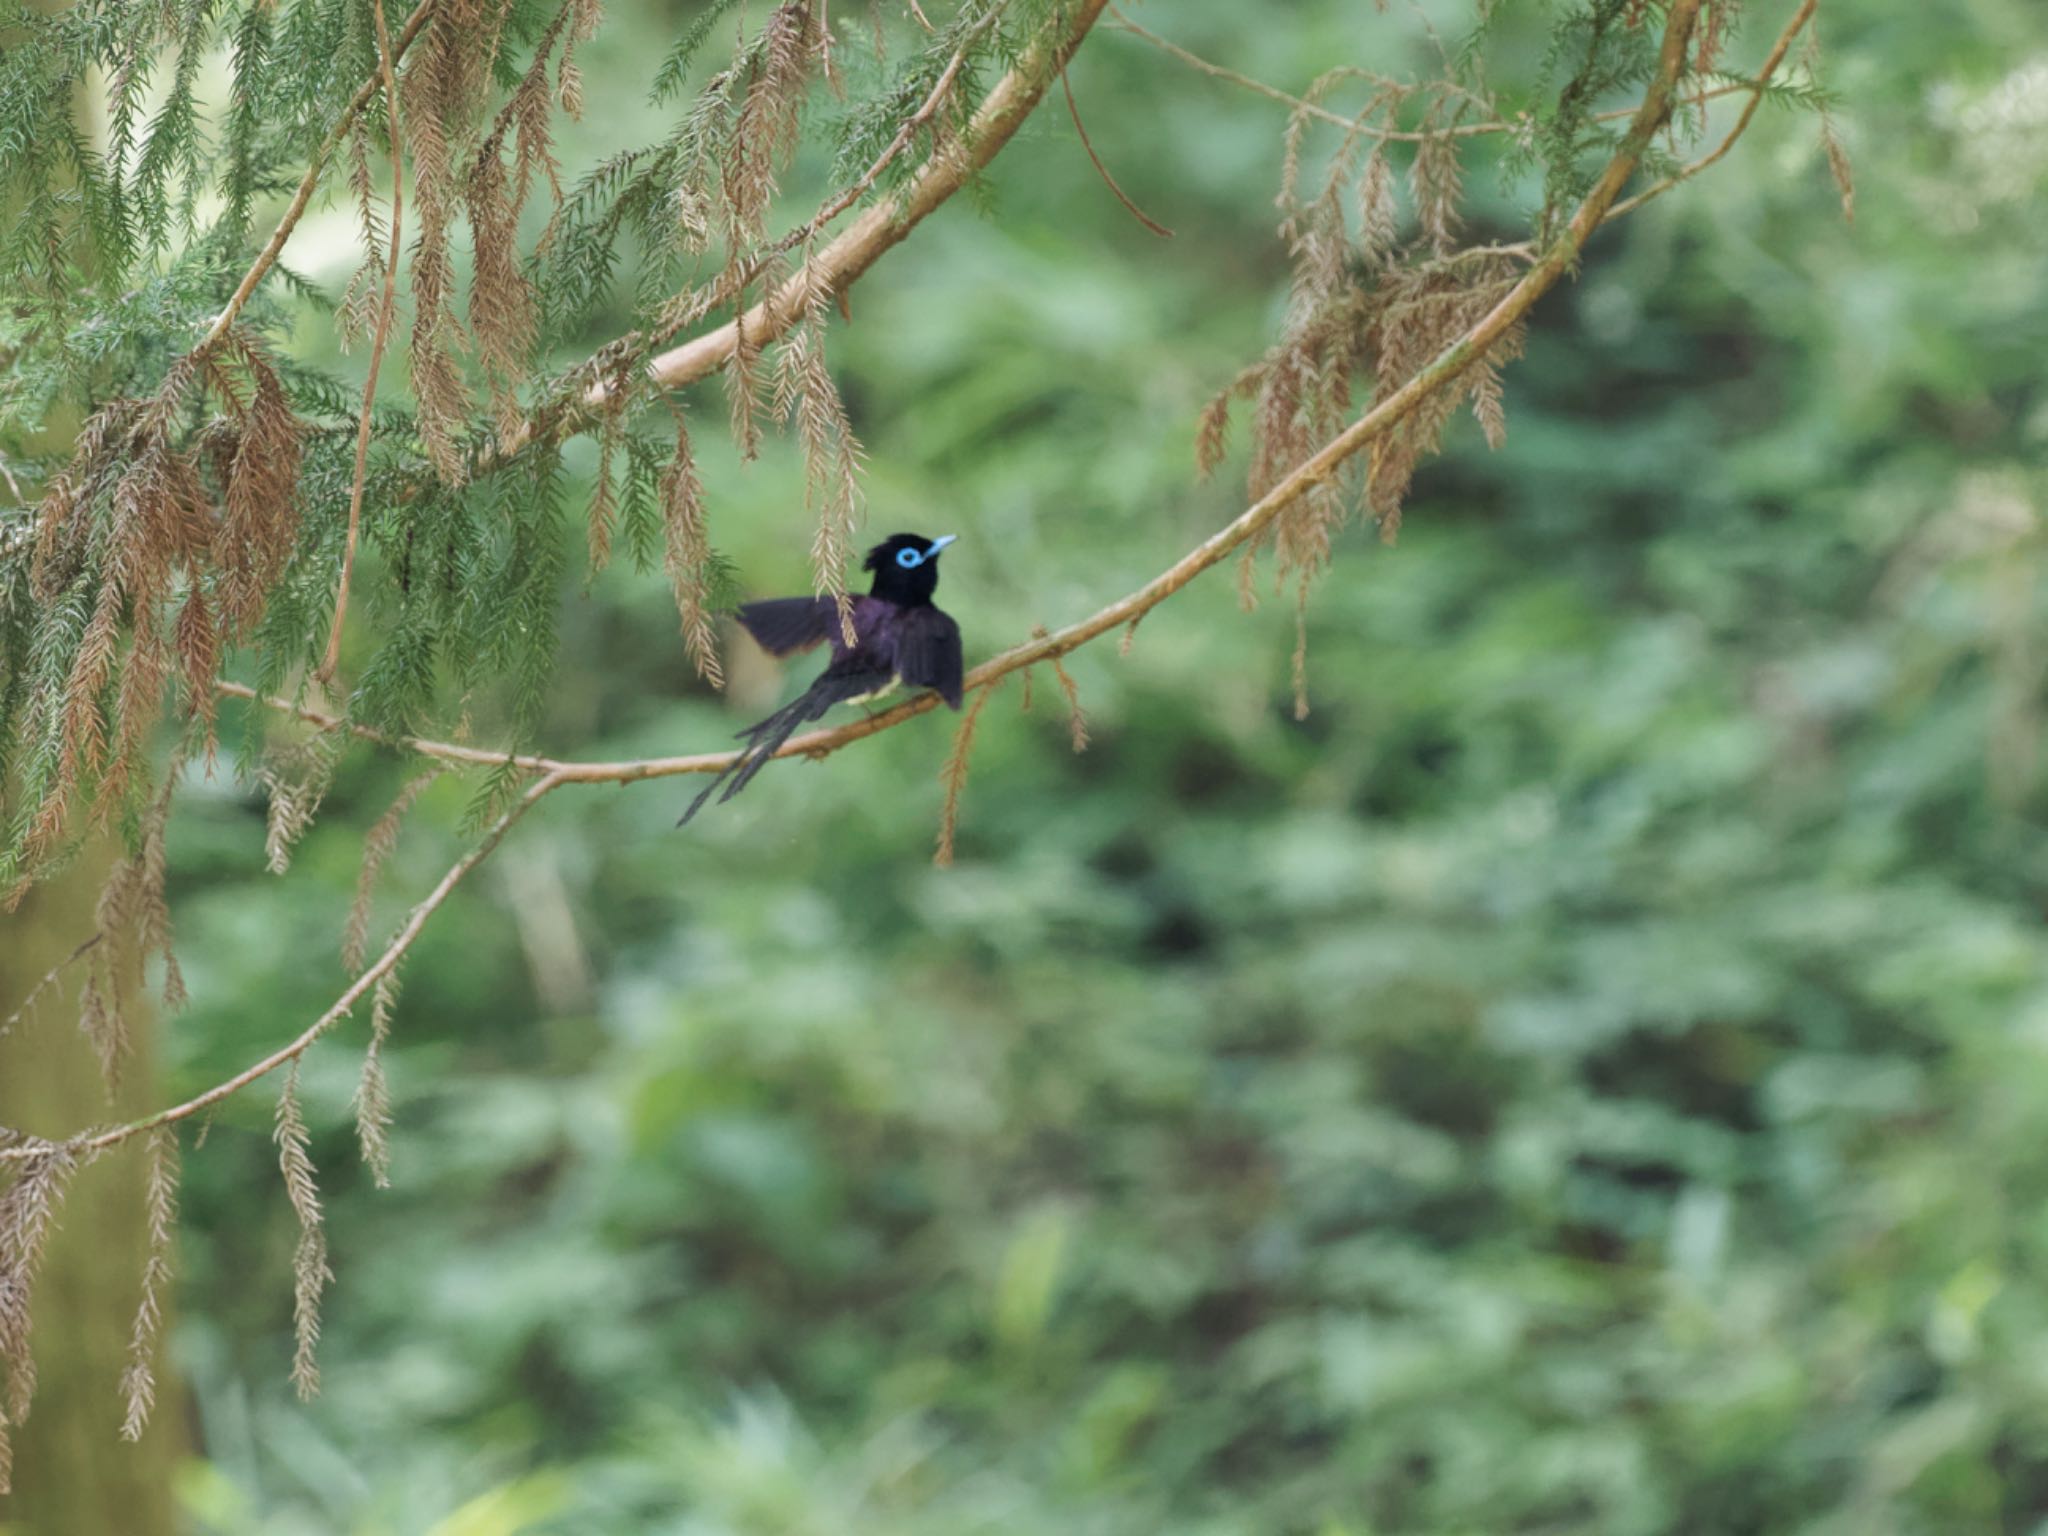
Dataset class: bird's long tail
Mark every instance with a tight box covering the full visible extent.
[676,675,866,826]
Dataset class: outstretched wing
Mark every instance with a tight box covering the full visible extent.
[893,606,963,709]
[736,596,839,657]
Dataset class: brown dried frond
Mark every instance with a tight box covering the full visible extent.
[465,139,538,446]
[1049,655,1089,753]
[1291,573,1312,721]
[1235,538,1262,613]
[725,3,819,263]
[1818,107,1854,224]
[30,400,131,599]
[343,118,389,343]
[466,3,573,444]
[1469,317,1525,451]
[775,271,865,643]
[344,767,443,973]
[172,584,221,756]
[1357,144,1398,266]
[138,766,186,1009]
[586,390,625,574]
[207,332,305,639]
[1278,68,1399,239]
[1196,362,1262,482]
[1363,259,1522,540]
[21,377,205,862]
[1409,128,1463,256]
[120,1128,179,1442]
[262,731,345,876]
[1696,0,1738,74]
[0,1142,78,1461]
[559,0,604,109]
[85,744,178,998]
[94,624,162,826]
[274,1066,331,1401]
[657,407,724,687]
[728,307,766,463]
[354,969,401,1187]
[1255,220,1363,584]
[402,14,483,482]
[349,114,387,253]
[934,678,1001,868]
[75,941,125,1096]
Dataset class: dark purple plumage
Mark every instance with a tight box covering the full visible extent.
[678,533,964,825]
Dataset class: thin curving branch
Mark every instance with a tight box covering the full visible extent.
[9,774,561,1162]
[1603,0,1819,222]
[317,0,408,683]
[0,932,104,1042]
[1108,3,1750,143]
[5,0,1722,1166]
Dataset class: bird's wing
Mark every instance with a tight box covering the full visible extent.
[893,606,964,709]
[735,596,839,657]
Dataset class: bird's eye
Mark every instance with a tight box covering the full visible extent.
[895,547,923,569]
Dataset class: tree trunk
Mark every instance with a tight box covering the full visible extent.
[0,857,182,1536]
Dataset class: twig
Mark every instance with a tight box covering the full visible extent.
[0,932,104,1040]
[1602,0,1819,222]
[317,0,407,684]
[6,0,1717,1167]
[198,0,438,355]
[1059,58,1172,237]
[5,776,559,1160]
[1108,3,1747,143]
[215,681,561,774]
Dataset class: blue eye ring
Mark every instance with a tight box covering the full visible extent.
[895,547,924,569]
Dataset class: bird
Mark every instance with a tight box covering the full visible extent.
[677,532,964,825]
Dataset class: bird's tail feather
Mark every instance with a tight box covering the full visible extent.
[675,674,873,826]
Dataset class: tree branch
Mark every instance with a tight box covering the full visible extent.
[495,0,1112,461]
[6,774,560,1160]
[5,0,1713,1166]
[1603,0,1819,222]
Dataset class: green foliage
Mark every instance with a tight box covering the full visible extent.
[79,0,2040,1531]
[12,0,2030,1530]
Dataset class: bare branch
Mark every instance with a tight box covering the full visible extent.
[1059,58,1172,237]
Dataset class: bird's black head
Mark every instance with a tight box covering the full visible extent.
[863,532,956,605]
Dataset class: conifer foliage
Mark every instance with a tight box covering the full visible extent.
[0,0,1843,1487]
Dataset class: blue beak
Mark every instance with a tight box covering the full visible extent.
[925,535,957,558]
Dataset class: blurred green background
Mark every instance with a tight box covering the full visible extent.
[11,0,2048,1531]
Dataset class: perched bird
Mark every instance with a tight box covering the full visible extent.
[678,532,964,824]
